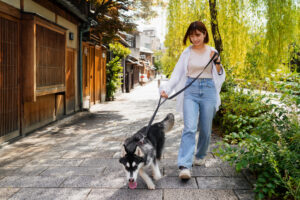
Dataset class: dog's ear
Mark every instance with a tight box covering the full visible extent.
[122,144,127,157]
[135,146,144,157]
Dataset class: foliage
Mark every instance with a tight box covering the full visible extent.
[106,43,130,100]
[162,0,299,81]
[154,50,163,73]
[288,43,300,73]
[85,0,135,44]
[87,0,165,44]
[236,72,300,108]
[214,76,300,199]
[130,0,167,21]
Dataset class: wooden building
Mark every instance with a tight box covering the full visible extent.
[125,55,142,92]
[81,35,107,108]
[0,0,106,143]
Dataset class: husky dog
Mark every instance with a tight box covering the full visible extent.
[119,113,174,190]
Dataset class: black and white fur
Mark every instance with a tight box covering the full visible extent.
[119,113,174,190]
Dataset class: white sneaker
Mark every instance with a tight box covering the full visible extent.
[179,168,191,180]
[194,158,205,166]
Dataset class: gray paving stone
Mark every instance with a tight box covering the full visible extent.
[234,190,255,200]
[0,158,32,167]
[86,189,163,200]
[192,167,224,177]
[162,151,178,159]
[0,188,20,200]
[40,166,105,176]
[0,176,65,188]
[196,177,252,190]
[160,159,177,168]
[155,176,198,189]
[62,150,114,159]
[204,156,230,167]
[221,166,243,177]
[14,166,49,176]
[32,151,68,160]
[93,150,119,158]
[94,141,122,151]
[164,166,223,177]
[61,175,126,188]
[57,145,97,151]
[27,158,84,166]
[104,167,126,177]
[242,169,256,185]
[0,166,20,176]
[80,158,120,168]
[9,188,90,200]
[164,189,238,200]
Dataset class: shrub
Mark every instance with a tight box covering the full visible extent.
[214,78,300,199]
[106,43,130,100]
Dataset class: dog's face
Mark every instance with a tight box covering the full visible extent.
[119,145,145,189]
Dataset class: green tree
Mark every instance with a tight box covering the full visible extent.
[162,0,299,81]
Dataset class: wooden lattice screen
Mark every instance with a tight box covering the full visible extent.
[36,24,65,88]
[0,16,19,138]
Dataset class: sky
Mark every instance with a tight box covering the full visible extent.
[137,6,167,44]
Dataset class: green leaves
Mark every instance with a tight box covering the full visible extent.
[213,82,299,199]
[106,43,130,100]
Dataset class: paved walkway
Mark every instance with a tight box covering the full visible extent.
[0,80,254,200]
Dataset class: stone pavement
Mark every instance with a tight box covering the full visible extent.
[0,80,255,200]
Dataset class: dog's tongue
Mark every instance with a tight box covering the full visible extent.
[128,182,137,189]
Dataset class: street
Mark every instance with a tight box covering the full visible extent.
[0,80,254,200]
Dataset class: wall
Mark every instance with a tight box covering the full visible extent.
[24,0,55,22]
[57,16,79,110]
[1,0,20,9]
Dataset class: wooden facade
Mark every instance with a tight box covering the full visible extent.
[21,13,67,133]
[82,42,106,108]
[0,0,82,142]
[0,10,20,142]
[66,48,76,114]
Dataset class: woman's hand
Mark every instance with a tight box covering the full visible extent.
[160,90,168,99]
[210,51,221,73]
[210,51,220,63]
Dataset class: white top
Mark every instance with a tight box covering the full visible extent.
[159,45,226,116]
[187,46,213,78]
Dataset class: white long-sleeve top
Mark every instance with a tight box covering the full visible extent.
[159,45,226,116]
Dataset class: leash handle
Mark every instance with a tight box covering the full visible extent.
[145,52,219,136]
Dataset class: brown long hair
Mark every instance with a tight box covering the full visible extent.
[183,21,209,45]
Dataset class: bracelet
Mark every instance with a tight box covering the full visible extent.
[214,61,221,65]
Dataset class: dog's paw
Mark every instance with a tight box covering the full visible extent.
[147,182,155,190]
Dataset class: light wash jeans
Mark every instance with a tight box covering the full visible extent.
[178,78,216,169]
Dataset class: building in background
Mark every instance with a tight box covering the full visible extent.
[140,28,161,51]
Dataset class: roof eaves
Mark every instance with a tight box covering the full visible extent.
[55,0,88,23]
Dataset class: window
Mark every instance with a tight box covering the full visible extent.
[36,25,65,88]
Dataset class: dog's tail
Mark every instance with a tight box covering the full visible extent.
[162,113,175,133]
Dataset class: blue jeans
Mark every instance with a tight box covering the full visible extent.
[178,78,216,169]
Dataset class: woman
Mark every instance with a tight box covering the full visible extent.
[160,21,225,179]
